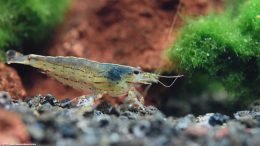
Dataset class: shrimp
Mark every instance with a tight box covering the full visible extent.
[6,50,183,111]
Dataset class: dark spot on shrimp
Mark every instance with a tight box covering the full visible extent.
[106,66,134,81]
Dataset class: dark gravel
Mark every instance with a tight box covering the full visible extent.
[1,92,260,146]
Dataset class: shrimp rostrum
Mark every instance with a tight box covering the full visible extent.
[6,50,183,110]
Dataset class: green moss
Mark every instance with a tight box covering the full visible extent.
[168,0,260,102]
[238,0,260,38]
[0,0,69,61]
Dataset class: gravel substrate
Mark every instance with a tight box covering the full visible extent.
[1,92,260,146]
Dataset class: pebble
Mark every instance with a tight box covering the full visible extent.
[234,111,259,127]
[174,114,195,130]
[208,113,229,126]
[131,120,150,137]
[0,91,11,107]
[185,126,208,137]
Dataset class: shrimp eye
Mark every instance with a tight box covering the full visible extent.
[133,70,140,74]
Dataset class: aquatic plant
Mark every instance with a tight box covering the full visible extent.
[0,0,69,61]
[168,0,259,102]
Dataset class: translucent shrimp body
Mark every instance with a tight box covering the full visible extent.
[6,50,159,97]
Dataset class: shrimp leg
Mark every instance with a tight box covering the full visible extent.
[61,94,97,114]
[76,94,107,114]
[124,87,145,110]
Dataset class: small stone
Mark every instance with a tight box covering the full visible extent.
[174,114,195,130]
[37,103,53,114]
[110,133,120,143]
[56,138,77,146]
[234,111,258,127]
[234,111,251,120]
[58,124,77,138]
[96,101,114,114]
[145,106,161,115]
[147,135,169,146]
[131,120,150,137]
[93,110,103,117]
[120,111,137,120]
[247,133,260,146]
[27,95,42,108]
[42,94,59,106]
[215,127,230,139]
[185,126,208,137]
[208,113,229,126]
[146,118,166,137]
[27,123,45,141]
[99,118,110,127]
[0,91,11,107]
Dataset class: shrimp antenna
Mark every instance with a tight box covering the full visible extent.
[158,75,184,87]
[159,75,184,78]
[167,0,182,42]
[143,0,183,92]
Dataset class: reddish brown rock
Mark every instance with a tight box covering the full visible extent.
[0,63,26,99]
[26,74,84,100]
[50,0,223,70]
[0,109,30,144]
